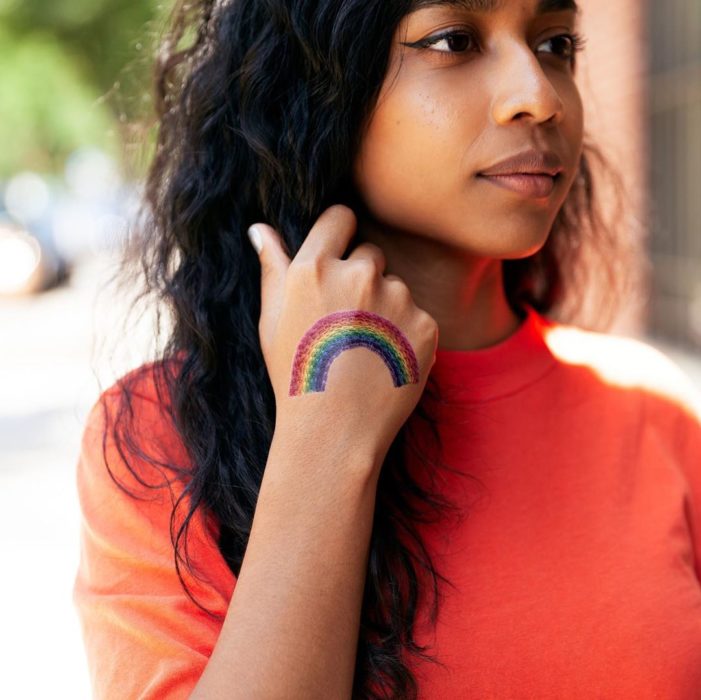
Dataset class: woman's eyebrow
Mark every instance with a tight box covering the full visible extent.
[408,0,579,14]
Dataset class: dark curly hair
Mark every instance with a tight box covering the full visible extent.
[97,0,643,697]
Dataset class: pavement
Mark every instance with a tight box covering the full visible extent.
[0,253,154,699]
[1,252,700,699]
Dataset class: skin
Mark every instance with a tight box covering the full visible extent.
[352,0,585,351]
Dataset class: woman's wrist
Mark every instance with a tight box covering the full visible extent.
[269,414,386,487]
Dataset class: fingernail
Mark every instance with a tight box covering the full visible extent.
[247,225,263,254]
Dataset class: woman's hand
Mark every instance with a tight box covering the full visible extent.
[248,204,438,470]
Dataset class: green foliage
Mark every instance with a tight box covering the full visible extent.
[0,0,167,177]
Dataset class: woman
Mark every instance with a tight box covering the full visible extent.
[73,0,701,698]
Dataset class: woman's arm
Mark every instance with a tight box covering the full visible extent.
[190,427,382,700]
[191,205,436,698]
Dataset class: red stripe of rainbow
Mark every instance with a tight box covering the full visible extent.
[288,309,420,395]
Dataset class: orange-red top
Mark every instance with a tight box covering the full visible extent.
[73,304,701,699]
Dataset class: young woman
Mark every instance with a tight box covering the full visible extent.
[73,0,701,698]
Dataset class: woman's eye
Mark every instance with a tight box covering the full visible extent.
[538,32,586,62]
[405,30,478,54]
[424,30,476,53]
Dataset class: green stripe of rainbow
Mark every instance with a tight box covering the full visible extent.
[288,309,420,395]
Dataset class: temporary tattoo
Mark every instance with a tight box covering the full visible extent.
[288,309,420,396]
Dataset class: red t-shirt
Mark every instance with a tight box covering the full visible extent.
[73,304,701,698]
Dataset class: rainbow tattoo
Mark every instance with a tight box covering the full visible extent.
[288,309,420,396]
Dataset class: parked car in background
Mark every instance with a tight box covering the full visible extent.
[0,201,67,296]
[0,147,139,297]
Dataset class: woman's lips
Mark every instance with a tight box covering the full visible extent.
[477,172,557,199]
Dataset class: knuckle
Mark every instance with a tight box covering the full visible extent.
[329,203,357,225]
[347,243,386,274]
[416,309,437,329]
[358,242,386,263]
[289,256,325,282]
[346,258,377,285]
[388,277,411,299]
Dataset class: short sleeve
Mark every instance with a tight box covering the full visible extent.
[72,382,237,700]
[673,377,701,583]
[645,349,701,583]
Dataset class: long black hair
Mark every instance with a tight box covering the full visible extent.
[98,1,641,697]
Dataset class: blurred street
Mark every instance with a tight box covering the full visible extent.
[0,253,153,699]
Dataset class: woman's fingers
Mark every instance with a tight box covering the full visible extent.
[291,204,358,265]
[344,241,387,276]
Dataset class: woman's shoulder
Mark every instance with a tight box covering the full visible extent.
[542,313,701,423]
[97,356,183,411]
[86,356,186,440]
[81,356,190,496]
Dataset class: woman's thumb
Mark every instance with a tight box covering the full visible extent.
[247,223,291,342]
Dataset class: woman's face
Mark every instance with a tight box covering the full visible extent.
[352,0,584,259]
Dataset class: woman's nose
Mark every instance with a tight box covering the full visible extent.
[489,46,566,126]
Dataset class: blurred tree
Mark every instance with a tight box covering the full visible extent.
[0,0,166,177]
[1,0,161,100]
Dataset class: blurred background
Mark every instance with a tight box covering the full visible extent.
[0,1,700,697]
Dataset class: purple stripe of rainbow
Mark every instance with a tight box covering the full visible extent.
[288,310,420,395]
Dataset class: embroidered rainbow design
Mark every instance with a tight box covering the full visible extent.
[288,309,420,395]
